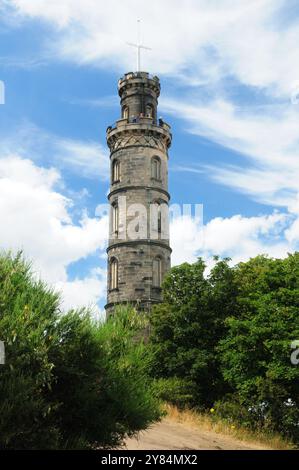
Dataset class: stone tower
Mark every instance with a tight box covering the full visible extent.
[105,71,172,316]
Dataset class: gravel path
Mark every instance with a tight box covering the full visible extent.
[124,418,270,450]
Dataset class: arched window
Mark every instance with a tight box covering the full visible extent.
[122,106,129,119]
[112,202,119,236]
[146,104,153,118]
[110,258,118,290]
[151,156,161,180]
[152,257,162,287]
[112,159,120,183]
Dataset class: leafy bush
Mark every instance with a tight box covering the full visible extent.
[219,254,299,443]
[0,253,161,449]
[153,377,195,408]
[149,258,236,407]
[149,253,299,444]
[213,399,262,429]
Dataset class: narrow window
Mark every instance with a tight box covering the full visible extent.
[112,160,120,182]
[153,257,162,287]
[112,203,119,236]
[151,200,164,239]
[110,258,118,290]
[146,104,153,118]
[151,157,161,180]
[157,204,162,234]
[122,106,129,119]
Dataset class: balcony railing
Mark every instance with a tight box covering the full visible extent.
[106,116,171,134]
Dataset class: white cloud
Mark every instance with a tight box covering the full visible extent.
[0,122,109,181]
[6,1,298,96]
[0,154,60,189]
[56,267,107,320]
[164,96,299,211]
[203,212,291,262]
[0,154,108,309]
[55,138,109,180]
[170,215,204,266]
[170,211,298,268]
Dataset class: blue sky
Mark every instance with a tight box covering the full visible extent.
[0,0,299,315]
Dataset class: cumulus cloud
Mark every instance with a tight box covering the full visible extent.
[203,212,291,261]
[170,214,204,266]
[56,267,107,320]
[170,210,298,268]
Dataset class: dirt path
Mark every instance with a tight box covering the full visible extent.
[124,418,270,450]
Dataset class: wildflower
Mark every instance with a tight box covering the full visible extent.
[210,408,215,413]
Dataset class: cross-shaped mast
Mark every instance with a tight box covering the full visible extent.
[127,19,151,72]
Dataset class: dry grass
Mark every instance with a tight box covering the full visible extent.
[164,403,295,450]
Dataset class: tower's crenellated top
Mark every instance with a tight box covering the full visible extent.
[118,71,160,91]
[118,71,160,123]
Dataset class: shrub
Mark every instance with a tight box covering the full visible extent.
[218,254,299,443]
[153,377,195,408]
[149,253,299,445]
[149,258,236,406]
[213,399,260,429]
[0,253,161,449]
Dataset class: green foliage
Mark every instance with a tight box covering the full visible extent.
[149,258,237,406]
[213,399,255,428]
[219,253,299,442]
[153,377,195,407]
[0,253,161,449]
[150,253,299,444]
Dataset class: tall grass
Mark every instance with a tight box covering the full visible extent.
[164,404,295,450]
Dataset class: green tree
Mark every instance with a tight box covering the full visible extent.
[0,252,161,449]
[149,258,237,407]
[218,254,299,442]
